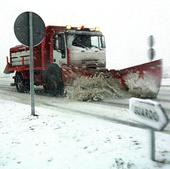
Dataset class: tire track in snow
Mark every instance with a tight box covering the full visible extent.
[40,100,170,134]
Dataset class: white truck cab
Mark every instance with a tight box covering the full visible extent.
[53,27,106,69]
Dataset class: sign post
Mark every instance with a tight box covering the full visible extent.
[129,97,169,162]
[29,12,35,116]
[14,11,45,116]
[150,129,155,161]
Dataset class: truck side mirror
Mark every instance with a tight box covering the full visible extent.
[60,33,66,54]
[54,33,66,58]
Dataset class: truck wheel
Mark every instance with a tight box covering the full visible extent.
[15,73,30,93]
[45,64,64,96]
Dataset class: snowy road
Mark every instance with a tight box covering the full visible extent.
[0,76,169,108]
[0,76,169,132]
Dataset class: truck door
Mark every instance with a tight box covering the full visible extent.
[53,33,67,66]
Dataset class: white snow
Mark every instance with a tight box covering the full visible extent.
[66,73,128,101]
[125,73,159,98]
[68,73,170,102]
[161,78,170,86]
[0,99,170,169]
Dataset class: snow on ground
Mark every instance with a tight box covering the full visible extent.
[0,99,170,169]
[161,78,170,86]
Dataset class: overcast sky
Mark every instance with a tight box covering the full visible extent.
[0,0,170,72]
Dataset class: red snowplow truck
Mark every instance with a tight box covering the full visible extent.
[4,25,162,98]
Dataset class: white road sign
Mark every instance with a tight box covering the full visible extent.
[129,98,169,131]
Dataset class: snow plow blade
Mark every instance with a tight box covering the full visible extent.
[110,59,162,98]
[62,59,162,101]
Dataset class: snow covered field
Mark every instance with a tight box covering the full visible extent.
[0,99,170,169]
[0,76,169,169]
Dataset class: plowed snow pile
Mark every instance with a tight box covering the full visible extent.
[66,72,159,101]
[125,73,158,98]
[66,73,129,101]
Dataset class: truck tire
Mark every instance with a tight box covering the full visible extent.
[44,64,64,96]
[15,72,30,93]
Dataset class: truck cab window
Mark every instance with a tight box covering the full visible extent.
[91,36,101,48]
[72,35,91,48]
[71,34,105,49]
[91,36,106,48]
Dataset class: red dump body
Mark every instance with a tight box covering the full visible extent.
[4,26,68,84]
[4,26,65,73]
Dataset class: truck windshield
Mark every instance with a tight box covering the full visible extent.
[67,33,105,49]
